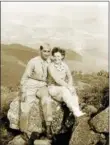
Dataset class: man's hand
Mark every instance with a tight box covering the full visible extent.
[19,91,25,102]
[20,93,26,102]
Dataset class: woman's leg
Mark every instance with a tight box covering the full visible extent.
[61,87,85,117]
[48,86,85,117]
[48,86,63,102]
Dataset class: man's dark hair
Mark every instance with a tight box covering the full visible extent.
[40,43,50,51]
[40,45,43,51]
[52,47,66,58]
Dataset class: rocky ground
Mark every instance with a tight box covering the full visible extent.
[0,71,109,145]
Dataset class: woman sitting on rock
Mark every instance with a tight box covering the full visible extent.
[48,47,85,118]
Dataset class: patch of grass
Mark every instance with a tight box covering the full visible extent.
[72,70,109,109]
[1,86,18,117]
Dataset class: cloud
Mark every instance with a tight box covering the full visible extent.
[1,2,108,56]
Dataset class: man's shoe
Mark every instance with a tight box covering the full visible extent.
[46,123,52,139]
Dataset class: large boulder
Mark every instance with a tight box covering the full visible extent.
[90,107,109,133]
[34,139,51,145]
[69,116,100,145]
[19,98,44,137]
[7,97,20,130]
[7,135,26,145]
[83,105,98,116]
[7,96,71,137]
[21,98,64,137]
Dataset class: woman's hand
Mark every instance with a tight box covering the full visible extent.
[67,85,76,94]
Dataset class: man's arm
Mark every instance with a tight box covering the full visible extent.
[20,60,34,86]
[48,64,68,87]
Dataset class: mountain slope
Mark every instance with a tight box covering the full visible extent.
[1,44,38,88]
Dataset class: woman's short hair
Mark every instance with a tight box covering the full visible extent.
[52,47,66,58]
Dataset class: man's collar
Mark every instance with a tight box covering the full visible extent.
[40,56,51,63]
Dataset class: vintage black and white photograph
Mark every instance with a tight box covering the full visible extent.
[1,1,109,145]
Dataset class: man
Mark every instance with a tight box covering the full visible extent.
[20,43,52,137]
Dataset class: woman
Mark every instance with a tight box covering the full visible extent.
[48,47,85,117]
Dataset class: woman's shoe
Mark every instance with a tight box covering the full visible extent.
[75,111,86,117]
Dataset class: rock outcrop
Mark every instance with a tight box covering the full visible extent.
[69,116,100,145]
[7,97,20,130]
[7,135,26,145]
[34,139,51,145]
[90,107,109,133]
[83,104,98,116]
[7,96,73,137]
[7,89,109,145]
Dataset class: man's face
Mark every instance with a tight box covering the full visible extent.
[40,47,51,60]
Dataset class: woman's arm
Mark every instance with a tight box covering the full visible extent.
[65,64,73,85]
[65,63,78,94]
[48,64,68,87]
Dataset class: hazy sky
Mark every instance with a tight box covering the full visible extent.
[1,2,108,55]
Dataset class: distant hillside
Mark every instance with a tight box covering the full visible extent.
[1,44,39,63]
[1,44,38,88]
[1,44,82,88]
[65,49,82,61]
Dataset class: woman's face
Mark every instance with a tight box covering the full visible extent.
[53,52,63,64]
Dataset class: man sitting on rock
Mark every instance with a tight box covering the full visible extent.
[20,43,52,137]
